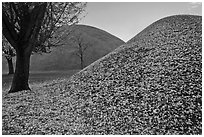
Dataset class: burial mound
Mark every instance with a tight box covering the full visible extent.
[61,15,202,134]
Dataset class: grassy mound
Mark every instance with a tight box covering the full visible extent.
[2,25,124,73]
[2,15,202,135]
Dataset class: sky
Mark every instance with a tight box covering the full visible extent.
[79,2,202,42]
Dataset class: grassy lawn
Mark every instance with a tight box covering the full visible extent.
[2,70,80,91]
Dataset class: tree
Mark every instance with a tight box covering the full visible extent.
[70,33,92,69]
[2,2,86,93]
[2,35,16,74]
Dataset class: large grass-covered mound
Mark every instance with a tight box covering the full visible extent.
[2,25,124,73]
[62,15,202,134]
[2,15,202,135]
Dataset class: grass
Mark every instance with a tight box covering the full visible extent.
[2,70,79,91]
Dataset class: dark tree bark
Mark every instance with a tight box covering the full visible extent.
[3,3,47,93]
[6,57,14,75]
[5,47,15,75]
[79,46,84,69]
[80,53,84,69]
[9,43,32,93]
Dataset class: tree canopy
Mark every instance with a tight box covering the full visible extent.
[3,2,86,53]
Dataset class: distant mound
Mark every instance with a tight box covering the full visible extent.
[62,15,202,134]
[2,25,124,72]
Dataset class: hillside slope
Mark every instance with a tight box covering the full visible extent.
[60,15,202,134]
[2,15,201,135]
[2,25,124,72]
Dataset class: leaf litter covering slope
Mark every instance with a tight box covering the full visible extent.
[2,79,88,134]
[2,15,202,135]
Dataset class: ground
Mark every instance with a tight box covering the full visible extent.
[2,70,79,91]
[2,15,202,135]
[2,70,83,135]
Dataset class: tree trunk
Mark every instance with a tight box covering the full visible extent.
[80,54,84,69]
[6,57,14,75]
[9,48,31,93]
